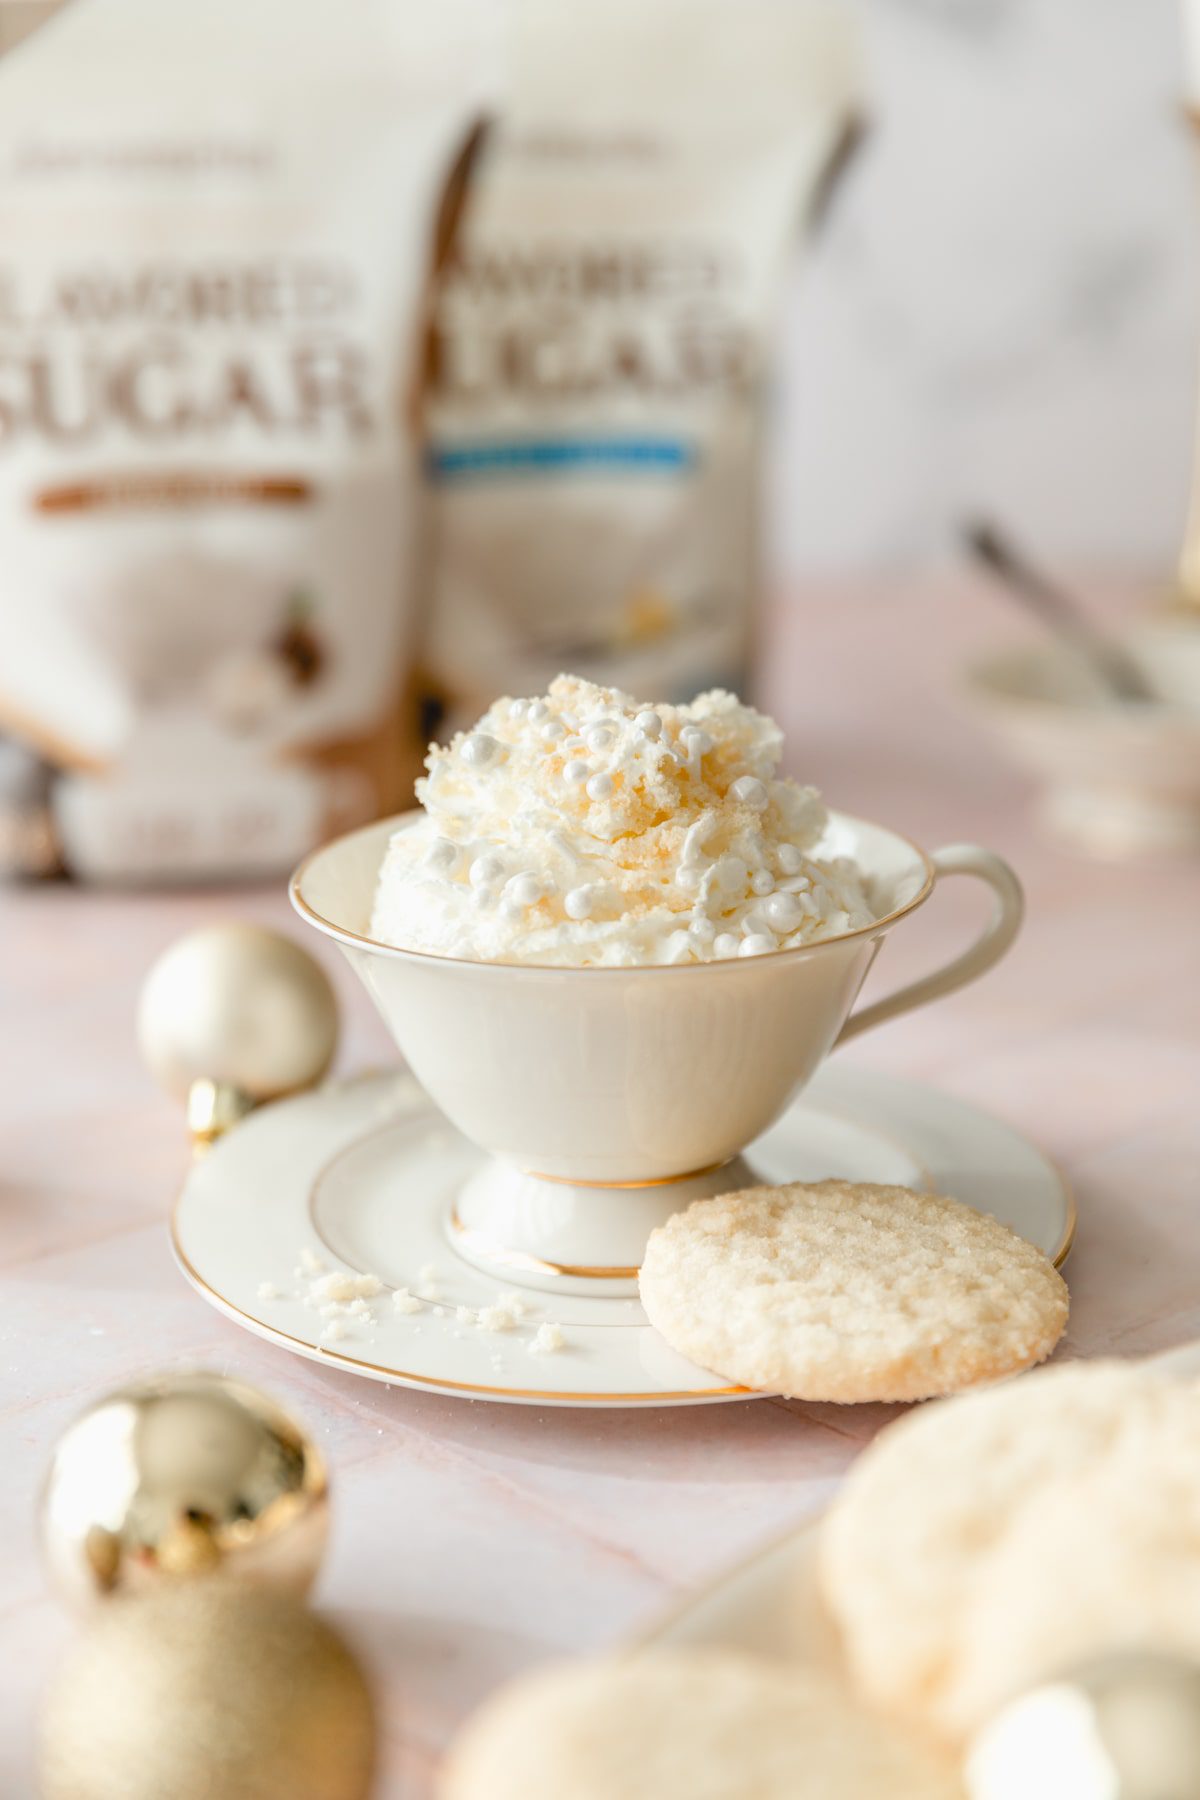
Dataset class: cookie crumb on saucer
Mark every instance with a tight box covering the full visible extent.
[477,1303,518,1333]
[312,1270,382,1304]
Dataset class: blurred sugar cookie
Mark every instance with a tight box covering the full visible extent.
[439,1650,962,1800]
[637,1180,1068,1402]
[820,1360,1200,1744]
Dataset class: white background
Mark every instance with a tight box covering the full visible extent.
[772,0,1200,578]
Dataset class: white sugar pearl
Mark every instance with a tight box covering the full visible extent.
[585,724,615,752]
[689,916,716,943]
[527,699,549,722]
[505,873,543,909]
[424,837,459,873]
[462,732,500,767]
[739,933,776,957]
[635,710,662,738]
[764,891,804,932]
[680,728,713,780]
[509,699,527,719]
[586,772,614,800]
[751,870,775,896]
[777,844,805,875]
[676,867,702,892]
[564,886,596,920]
[714,933,740,958]
[564,759,590,784]
[541,722,565,743]
[469,853,505,889]
[730,775,768,810]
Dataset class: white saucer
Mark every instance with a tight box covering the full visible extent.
[172,1067,1075,1409]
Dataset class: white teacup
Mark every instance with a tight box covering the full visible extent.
[292,812,1022,1291]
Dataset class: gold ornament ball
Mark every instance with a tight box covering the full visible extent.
[39,1584,375,1800]
[40,1371,329,1609]
[966,1652,1200,1800]
[137,922,338,1111]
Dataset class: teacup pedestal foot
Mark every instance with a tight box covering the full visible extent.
[446,1156,757,1297]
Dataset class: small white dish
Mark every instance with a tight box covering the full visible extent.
[966,617,1200,857]
[172,1066,1073,1409]
[641,1514,833,1665]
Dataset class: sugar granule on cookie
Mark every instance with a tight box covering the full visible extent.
[820,1358,1200,1744]
[439,1650,963,1800]
[637,1179,1068,1403]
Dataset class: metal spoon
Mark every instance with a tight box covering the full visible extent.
[962,518,1156,705]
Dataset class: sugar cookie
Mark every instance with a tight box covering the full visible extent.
[638,1180,1068,1402]
[821,1360,1200,1742]
[440,1651,962,1799]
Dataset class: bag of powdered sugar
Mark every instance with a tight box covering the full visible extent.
[0,0,489,880]
[419,0,861,736]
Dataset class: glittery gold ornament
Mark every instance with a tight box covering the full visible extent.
[137,923,338,1141]
[38,1584,375,1800]
[40,1371,328,1609]
[965,1652,1200,1800]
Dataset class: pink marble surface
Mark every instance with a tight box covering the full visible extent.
[3,577,1199,1795]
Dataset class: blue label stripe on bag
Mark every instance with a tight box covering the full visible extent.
[426,436,695,480]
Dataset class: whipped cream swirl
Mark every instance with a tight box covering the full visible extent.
[370,676,874,966]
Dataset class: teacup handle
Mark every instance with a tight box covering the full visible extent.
[835,844,1023,1047]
